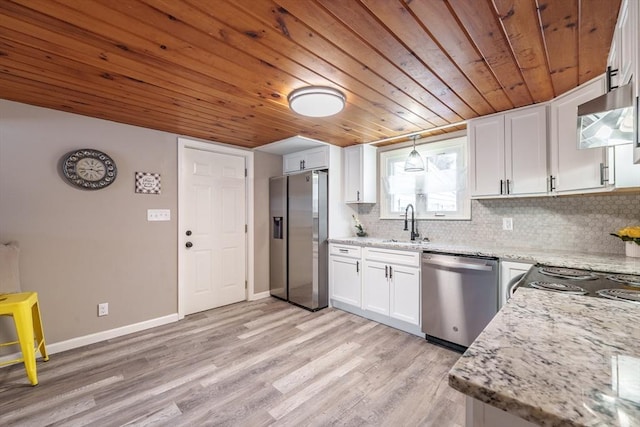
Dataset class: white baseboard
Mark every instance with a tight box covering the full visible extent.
[0,313,179,365]
[249,291,270,301]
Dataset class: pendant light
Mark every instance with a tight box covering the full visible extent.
[404,135,425,172]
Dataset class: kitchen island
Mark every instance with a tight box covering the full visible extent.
[449,288,640,427]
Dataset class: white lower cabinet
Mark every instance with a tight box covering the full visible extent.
[329,255,361,307]
[329,244,422,336]
[467,397,537,427]
[362,247,421,331]
[329,244,362,307]
[362,260,421,323]
[389,264,421,325]
[362,260,390,315]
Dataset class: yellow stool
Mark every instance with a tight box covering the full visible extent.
[0,292,49,385]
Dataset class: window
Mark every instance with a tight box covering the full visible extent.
[379,136,470,220]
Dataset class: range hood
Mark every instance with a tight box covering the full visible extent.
[577,82,635,149]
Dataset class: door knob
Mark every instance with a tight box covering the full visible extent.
[185,242,193,248]
[186,230,192,236]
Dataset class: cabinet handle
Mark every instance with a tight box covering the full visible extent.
[339,248,349,253]
[356,261,359,273]
[302,159,306,169]
[606,65,619,92]
[506,179,511,194]
[357,190,360,201]
[549,175,556,192]
[499,179,504,195]
[600,163,609,185]
[385,265,388,278]
[389,266,393,279]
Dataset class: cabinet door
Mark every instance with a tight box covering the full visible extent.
[344,146,362,202]
[505,106,548,196]
[303,146,329,170]
[329,255,361,307]
[550,78,608,193]
[469,115,505,197]
[617,0,635,85]
[389,264,420,325]
[362,260,390,316]
[344,145,376,203]
[613,144,640,188]
[283,152,305,174]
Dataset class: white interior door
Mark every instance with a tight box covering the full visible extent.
[182,147,246,315]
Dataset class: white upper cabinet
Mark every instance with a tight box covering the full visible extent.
[549,77,610,194]
[283,146,329,174]
[469,115,505,197]
[469,104,548,198]
[344,144,377,203]
[609,0,636,87]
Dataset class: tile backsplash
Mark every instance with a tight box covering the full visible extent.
[353,193,640,255]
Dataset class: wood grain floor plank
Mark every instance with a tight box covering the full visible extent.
[0,298,465,426]
[272,341,362,394]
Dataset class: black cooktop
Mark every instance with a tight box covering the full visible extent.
[518,265,640,303]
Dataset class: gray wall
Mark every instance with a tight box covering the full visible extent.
[253,151,282,294]
[355,194,640,255]
[0,100,277,348]
[0,100,179,344]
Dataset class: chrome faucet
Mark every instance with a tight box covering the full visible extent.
[403,204,419,241]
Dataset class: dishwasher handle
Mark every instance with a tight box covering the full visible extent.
[422,257,495,272]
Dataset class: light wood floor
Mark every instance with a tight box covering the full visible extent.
[0,298,465,426]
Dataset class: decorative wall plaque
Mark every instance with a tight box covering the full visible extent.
[135,172,161,194]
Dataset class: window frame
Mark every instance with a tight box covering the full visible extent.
[378,136,471,220]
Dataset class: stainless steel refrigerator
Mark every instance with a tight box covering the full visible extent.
[269,170,328,311]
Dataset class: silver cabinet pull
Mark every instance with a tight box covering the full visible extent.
[385,265,388,278]
[389,266,393,279]
[357,190,360,201]
[600,163,609,185]
[356,261,359,273]
[339,248,348,253]
[506,179,511,194]
[549,175,556,192]
[499,179,504,195]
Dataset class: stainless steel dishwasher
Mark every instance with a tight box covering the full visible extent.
[421,252,499,351]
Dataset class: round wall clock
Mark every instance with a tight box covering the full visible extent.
[61,149,117,190]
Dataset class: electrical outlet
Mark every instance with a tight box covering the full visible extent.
[98,302,109,317]
[502,217,513,231]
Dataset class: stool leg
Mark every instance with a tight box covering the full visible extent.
[14,305,38,386]
[31,301,48,361]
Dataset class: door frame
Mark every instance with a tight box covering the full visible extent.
[177,137,255,319]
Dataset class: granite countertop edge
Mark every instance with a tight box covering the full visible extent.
[446,288,640,426]
[328,237,640,275]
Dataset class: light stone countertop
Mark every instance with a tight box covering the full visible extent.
[328,237,640,275]
[448,288,640,427]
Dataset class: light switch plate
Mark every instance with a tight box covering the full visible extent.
[502,217,513,231]
[147,209,171,221]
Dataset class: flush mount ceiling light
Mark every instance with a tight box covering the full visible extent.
[404,135,425,172]
[288,86,346,117]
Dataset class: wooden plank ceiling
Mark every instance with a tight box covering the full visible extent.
[0,0,621,149]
